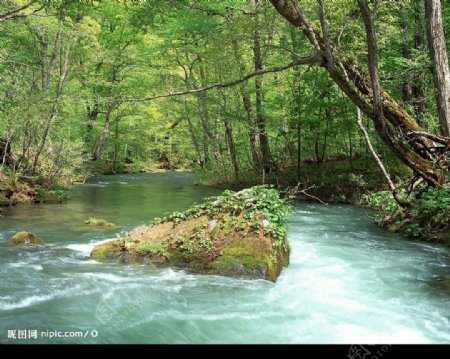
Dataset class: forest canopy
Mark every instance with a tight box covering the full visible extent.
[0,0,448,191]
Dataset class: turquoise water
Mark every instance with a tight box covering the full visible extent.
[0,173,448,343]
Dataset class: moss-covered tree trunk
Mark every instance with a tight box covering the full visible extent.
[269,0,448,185]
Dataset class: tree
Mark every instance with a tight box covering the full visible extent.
[269,0,448,185]
[0,0,45,22]
[424,0,450,136]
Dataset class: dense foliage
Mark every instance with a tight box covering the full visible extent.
[362,186,450,245]
[154,185,291,243]
[0,0,449,243]
[0,0,447,179]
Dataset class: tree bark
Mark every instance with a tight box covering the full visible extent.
[412,0,426,124]
[401,5,412,103]
[289,26,304,180]
[358,0,383,115]
[232,38,260,168]
[92,107,112,161]
[253,0,274,172]
[424,0,450,136]
[32,39,70,172]
[92,69,117,161]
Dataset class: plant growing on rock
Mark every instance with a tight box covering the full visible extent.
[91,186,291,282]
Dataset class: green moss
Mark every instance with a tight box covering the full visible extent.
[222,240,269,265]
[136,242,170,259]
[211,238,276,279]
[10,231,45,245]
[90,240,125,261]
[362,186,450,247]
[91,186,291,281]
[84,218,118,229]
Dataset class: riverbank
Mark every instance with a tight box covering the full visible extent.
[2,158,448,248]
[201,158,450,248]
[0,169,70,207]
[0,158,192,208]
[88,159,193,176]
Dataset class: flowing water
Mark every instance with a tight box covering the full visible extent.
[0,173,448,344]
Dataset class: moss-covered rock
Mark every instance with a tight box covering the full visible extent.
[84,218,118,229]
[91,186,291,282]
[90,240,126,261]
[10,231,45,245]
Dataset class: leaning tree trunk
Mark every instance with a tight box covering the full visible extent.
[424,0,450,137]
[269,0,447,185]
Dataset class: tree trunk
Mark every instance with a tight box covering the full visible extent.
[113,115,120,162]
[92,110,111,162]
[86,102,99,144]
[32,39,70,172]
[224,118,239,182]
[92,68,117,161]
[232,39,260,168]
[193,59,213,165]
[179,60,203,168]
[424,0,450,136]
[217,72,240,182]
[289,26,303,180]
[401,6,412,103]
[253,0,274,172]
[412,1,426,124]
[269,0,447,185]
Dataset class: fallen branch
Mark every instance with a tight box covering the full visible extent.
[356,107,407,208]
[407,131,450,146]
[279,182,328,205]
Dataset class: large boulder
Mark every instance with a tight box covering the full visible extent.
[91,186,291,282]
[10,231,45,245]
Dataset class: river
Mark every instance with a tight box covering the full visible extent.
[0,173,448,343]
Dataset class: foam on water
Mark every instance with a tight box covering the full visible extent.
[0,174,448,344]
[66,238,115,256]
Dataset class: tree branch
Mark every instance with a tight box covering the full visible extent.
[407,131,450,146]
[121,54,321,102]
[358,0,383,114]
[0,0,44,22]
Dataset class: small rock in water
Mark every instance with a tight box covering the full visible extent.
[10,231,45,245]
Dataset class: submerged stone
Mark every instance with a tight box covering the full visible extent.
[91,186,290,282]
[84,218,118,229]
[90,240,126,261]
[10,231,45,245]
